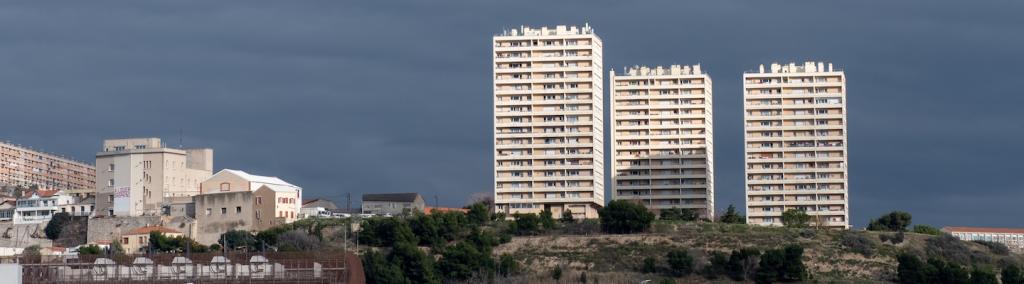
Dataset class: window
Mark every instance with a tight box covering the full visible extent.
[107,179,114,186]
[108,195,114,202]
[236,206,242,213]
[221,208,227,214]
[256,197,262,205]
[220,183,230,192]
[122,237,129,244]
[256,211,261,220]
[108,164,115,171]
[205,208,212,216]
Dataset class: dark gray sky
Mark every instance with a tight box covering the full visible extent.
[2,1,1022,228]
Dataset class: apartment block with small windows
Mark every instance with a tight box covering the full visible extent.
[492,24,605,219]
[609,65,715,218]
[743,62,849,228]
[0,141,95,191]
[95,138,213,217]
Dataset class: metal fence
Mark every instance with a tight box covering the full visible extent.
[18,251,351,284]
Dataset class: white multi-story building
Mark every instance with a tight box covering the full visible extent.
[13,189,75,224]
[492,24,605,219]
[609,65,715,218]
[94,138,213,217]
[944,227,1024,253]
[743,62,849,228]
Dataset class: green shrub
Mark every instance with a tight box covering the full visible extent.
[598,200,655,234]
[912,225,943,235]
[718,205,745,224]
[1002,265,1024,284]
[666,249,694,276]
[44,213,72,240]
[552,266,562,281]
[867,211,912,232]
[727,248,761,281]
[840,231,879,257]
[642,256,658,273]
[781,209,810,228]
[660,208,699,221]
[972,240,1010,255]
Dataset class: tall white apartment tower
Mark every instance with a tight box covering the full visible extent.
[492,25,605,219]
[610,65,715,218]
[743,62,849,228]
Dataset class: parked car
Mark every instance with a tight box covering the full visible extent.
[332,212,352,218]
[358,213,374,218]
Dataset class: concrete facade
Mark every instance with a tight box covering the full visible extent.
[119,226,182,253]
[95,138,213,217]
[609,65,716,218]
[492,24,605,219]
[743,62,849,228]
[0,141,95,191]
[360,193,424,215]
[194,169,300,245]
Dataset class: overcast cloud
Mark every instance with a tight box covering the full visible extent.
[1,0,1022,228]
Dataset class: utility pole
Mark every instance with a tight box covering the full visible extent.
[346,192,351,213]
[434,195,439,208]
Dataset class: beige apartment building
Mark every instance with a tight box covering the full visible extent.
[194,169,301,245]
[0,141,95,191]
[610,65,715,218]
[95,138,213,217]
[743,62,849,228]
[492,24,605,219]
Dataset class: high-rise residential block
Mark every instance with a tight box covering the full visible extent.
[609,65,715,218]
[743,62,849,228]
[1,141,95,191]
[492,25,605,219]
[95,138,213,217]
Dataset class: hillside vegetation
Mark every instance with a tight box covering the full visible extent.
[349,202,1023,283]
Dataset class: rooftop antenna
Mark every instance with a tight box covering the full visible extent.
[178,128,183,148]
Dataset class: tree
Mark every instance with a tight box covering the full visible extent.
[718,205,745,224]
[466,202,490,225]
[359,218,418,247]
[552,266,563,281]
[561,209,575,223]
[780,245,807,282]
[780,209,811,228]
[666,249,694,276]
[510,213,542,235]
[539,209,556,229]
[277,230,321,251]
[755,249,784,284]
[970,266,997,284]
[580,270,588,283]
[642,256,658,273]
[1002,265,1024,284]
[390,242,441,284]
[497,254,518,277]
[438,241,494,280]
[21,245,41,263]
[363,250,410,284]
[912,225,943,236]
[77,245,102,255]
[218,230,257,250]
[660,208,699,221]
[897,253,928,284]
[867,211,912,232]
[598,200,655,234]
[702,251,729,279]
[754,245,805,284]
[44,212,72,240]
[727,248,761,281]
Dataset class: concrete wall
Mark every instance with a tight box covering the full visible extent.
[86,216,196,244]
[0,223,52,248]
[194,191,254,245]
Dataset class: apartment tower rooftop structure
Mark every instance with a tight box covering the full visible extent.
[95,138,213,217]
[743,62,849,228]
[492,24,605,219]
[0,141,96,191]
[610,65,715,218]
